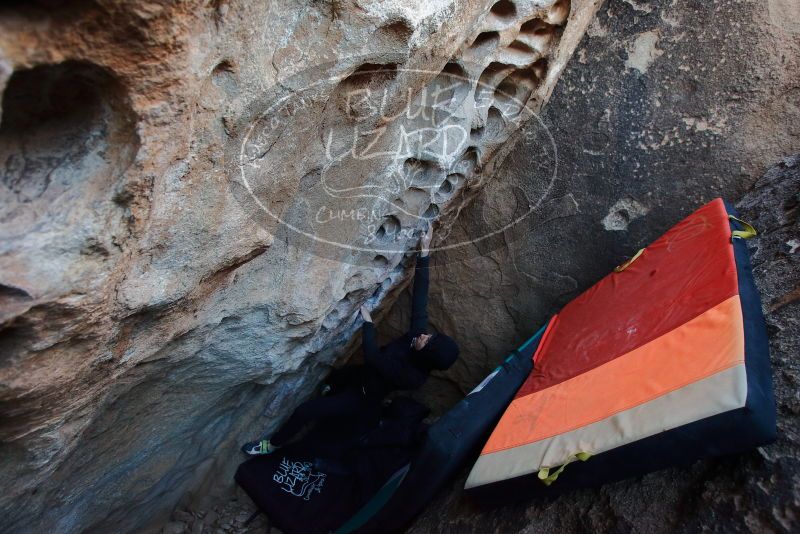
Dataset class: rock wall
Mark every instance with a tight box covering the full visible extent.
[0,1,602,532]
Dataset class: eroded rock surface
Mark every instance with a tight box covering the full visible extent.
[0,1,602,532]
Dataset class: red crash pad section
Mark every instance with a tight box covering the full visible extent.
[518,198,738,397]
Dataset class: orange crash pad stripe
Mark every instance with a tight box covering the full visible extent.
[481,294,745,455]
[465,363,747,489]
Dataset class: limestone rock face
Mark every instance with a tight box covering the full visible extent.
[0,1,601,532]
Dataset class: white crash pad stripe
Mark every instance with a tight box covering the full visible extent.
[465,363,747,489]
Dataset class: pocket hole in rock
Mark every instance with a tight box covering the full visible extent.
[502,41,539,65]
[376,215,401,239]
[211,60,238,96]
[490,0,517,20]
[469,31,500,51]
[373,255,389,267]
[493,60,547,116]
[495,76,518,96]
[427,62,470,112]
[531,57,549,81]
[485,106,506,138]
[0,60,138,292]
[0,283,32,301]
[345,62,398,86]
[434,178,457,204]
[476,62,515,103]
[441,61,467,79]
[440,179,455,195]
[376,19,414,45]
[1,61,137,205]
[380,277,393,291]
[518,19,559,53]
[337,63,399,120]
[520,18,555,36]
[403,158,440,189]
[454,148,481,176]
[509,40,537,54]
[494,76,527,116]
[0,283,33,319]
[470,126,485,143]
[547,0,571,25]
[423,204,440,219]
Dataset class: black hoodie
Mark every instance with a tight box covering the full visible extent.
[360,254,460,396]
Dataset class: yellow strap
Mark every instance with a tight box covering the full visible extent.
[729,215,757,240]
[614,248,645,272]
[537,452,592,486]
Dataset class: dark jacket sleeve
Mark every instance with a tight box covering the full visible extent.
[409,254,430,336]
[362,321,380,363]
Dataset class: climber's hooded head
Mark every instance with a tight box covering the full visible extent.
[411,333,460,371]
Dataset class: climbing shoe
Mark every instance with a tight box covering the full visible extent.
[241,439,279,456]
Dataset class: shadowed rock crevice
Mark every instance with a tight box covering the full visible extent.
[0,60,137,206]
[0,59,139,320]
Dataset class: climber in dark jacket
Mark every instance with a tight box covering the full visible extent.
[242,225,460,455]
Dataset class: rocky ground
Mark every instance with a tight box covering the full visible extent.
[161,486,267,534]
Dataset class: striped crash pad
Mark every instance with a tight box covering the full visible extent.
[465,198,776,501]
